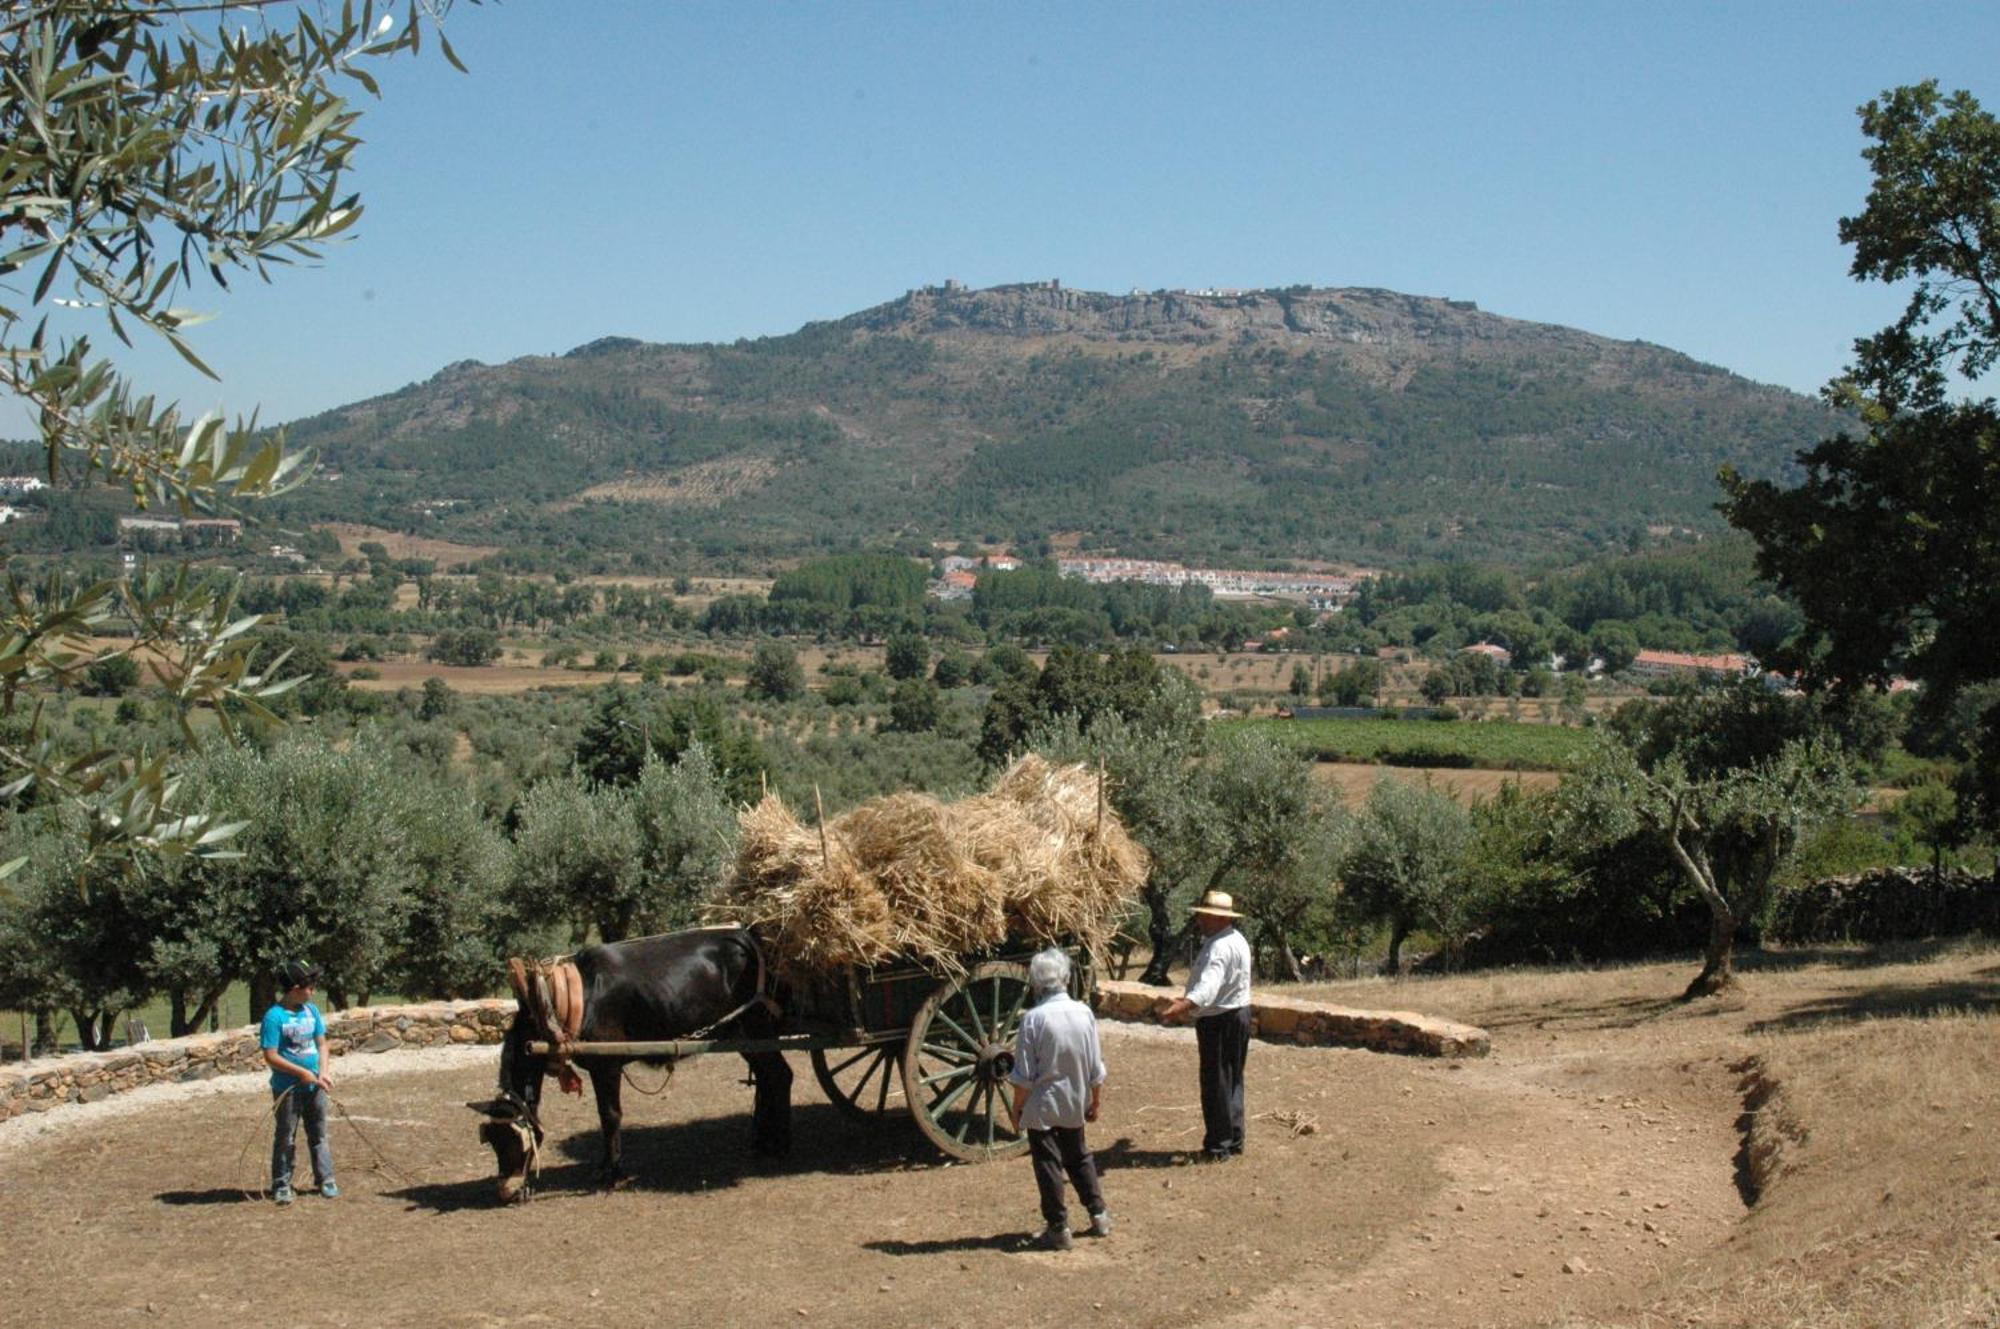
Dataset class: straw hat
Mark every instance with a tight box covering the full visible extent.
[1190,890,1244,919]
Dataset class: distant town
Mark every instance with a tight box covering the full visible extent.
[932,553,1361,608]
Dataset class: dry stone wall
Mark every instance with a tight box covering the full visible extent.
[0,999,515,1127]
[1,983,1490,1131]
[1094,980,1490,1058]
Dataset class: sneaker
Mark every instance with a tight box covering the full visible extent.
[1032,1223,1073,1252]
[318,1181,340,1199]
[1086,1210,1114,1238]
[272,1183,294,1206]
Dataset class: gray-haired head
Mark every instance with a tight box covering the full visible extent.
[1028,947,1071,997]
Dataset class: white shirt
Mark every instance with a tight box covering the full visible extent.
[1008,992,1107,1131]
[1184,925,1252,1017]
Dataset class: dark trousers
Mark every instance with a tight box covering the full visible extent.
[1028,1126,1104,1227]
[271,1082,334,1189]
[1195,1007,1251,1156]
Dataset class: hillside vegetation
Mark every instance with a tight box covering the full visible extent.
[270,283,1835,570]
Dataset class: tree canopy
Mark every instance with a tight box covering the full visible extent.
[1723,80,2000,843]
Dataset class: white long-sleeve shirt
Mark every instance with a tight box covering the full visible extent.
[1008,992,1107,1130]
[1184,925,1252,1017]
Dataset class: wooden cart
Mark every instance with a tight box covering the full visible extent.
[529,943,1093,1163]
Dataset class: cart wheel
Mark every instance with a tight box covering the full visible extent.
[902,961,1033,1162]
[811,1043,906,1121]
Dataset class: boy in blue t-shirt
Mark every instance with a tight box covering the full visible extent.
[260,960,336,1204]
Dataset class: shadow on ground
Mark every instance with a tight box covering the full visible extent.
[156,1187,263,1206]
[1748,975,2000,1034]
[1470,994,1685,1033]
[391,1103,932,1213]
[864,1232,1031,1256]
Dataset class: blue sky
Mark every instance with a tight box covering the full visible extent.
[34,1,2000,434]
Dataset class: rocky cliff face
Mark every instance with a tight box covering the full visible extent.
[844,281,1579,354]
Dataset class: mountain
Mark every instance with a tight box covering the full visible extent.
[276,282,1837,570]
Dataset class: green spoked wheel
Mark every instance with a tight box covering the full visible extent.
[810,1042,907,1121]
[901,961,1033,1162]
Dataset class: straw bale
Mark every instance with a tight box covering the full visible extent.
[717,757,1149,977]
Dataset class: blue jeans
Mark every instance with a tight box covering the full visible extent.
[271,1083,334,1190]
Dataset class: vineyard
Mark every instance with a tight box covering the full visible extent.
[1233,715,1593,772]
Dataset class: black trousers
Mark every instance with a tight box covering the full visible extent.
[1028,1126,1104,1226]
[1195,1007,1251,1156]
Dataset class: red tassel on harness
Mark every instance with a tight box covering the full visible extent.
[558,1066,584,1096]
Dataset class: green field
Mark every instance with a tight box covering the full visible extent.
[1230,714,1593,771]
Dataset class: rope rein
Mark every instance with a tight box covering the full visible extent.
[237,1081,418,1201]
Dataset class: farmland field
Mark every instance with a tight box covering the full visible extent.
[1313,761,1563,806]
[1232,715,1593,771]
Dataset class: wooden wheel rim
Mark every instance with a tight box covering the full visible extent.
[902,961,1033,1163]
[810,1043,906,1121]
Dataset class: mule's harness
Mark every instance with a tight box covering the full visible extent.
[507,955,587,1095]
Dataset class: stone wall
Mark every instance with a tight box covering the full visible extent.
[0,999,516,1127]
[1094,980,1490,1058]
[1,983,1491,1130]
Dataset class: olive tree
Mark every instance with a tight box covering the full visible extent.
[0,818,153,1047]
[508,772,642,945]
[1340,778,1476,973]
[0,1,469,879]
[157,736,423,1016]
[392,786,513,999]
[628,742,736,935]
[1567,735,1859,998]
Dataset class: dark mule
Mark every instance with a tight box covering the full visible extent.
[469,926,792,1202]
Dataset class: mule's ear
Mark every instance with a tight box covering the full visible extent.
[466,1098,519,1119]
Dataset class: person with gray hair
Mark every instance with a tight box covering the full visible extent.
[1008,946,1109,1251]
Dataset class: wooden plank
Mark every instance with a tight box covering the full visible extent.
[527,1030,902,1059]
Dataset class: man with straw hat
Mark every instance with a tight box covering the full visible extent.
[1162,890,1252,1161]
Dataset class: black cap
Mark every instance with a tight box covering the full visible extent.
[281,960,322,989]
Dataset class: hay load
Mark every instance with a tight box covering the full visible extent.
[720,756,1148,977]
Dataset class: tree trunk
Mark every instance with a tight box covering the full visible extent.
[1269,927,1303,982]
[1661,818,1742,1001]
[171,988,222,1038]
[1138,880,1178,985]
[1384,918,1410,975]
[32,1009,58,1055]
[1682,901,1740,1000]
[69,1008,114,1051]
[249,973,277,1024]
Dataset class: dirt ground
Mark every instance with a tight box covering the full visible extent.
[1,981,1765,1329]
[13,948,1995,1328]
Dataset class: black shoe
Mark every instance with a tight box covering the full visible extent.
[1031,1223,1073,1251]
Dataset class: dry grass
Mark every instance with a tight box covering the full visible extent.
[1635,1009,2000,1329]
[719,756,1147,978]
[1296,941,2000,1328]
[1313,761,1563,807]
[570,458,780,508]
[319,522,499,565]
[337,660,641,694]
